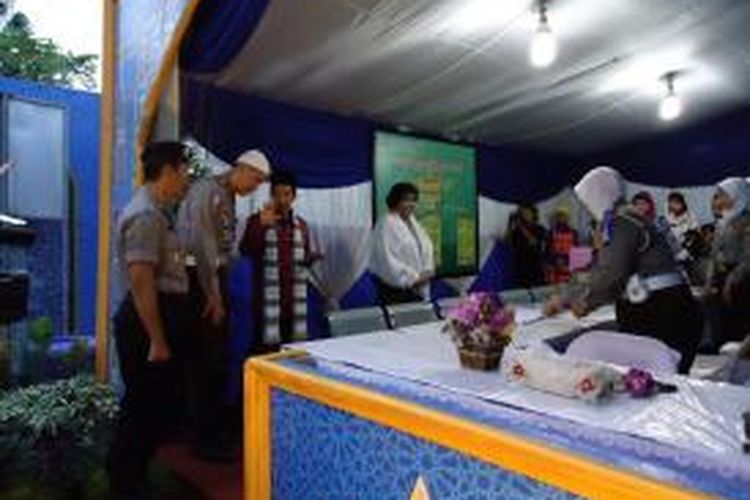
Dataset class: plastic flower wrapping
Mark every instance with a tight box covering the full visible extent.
[444,293,516,350]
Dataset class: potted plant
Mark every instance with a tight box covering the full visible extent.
[444,292,516,371]
[0,375,118,498]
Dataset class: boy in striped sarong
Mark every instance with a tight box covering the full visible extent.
[240,172,320,352]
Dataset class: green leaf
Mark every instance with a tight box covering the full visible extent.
[0,12,98,90]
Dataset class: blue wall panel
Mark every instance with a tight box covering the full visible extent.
[271,389,576,500]
[0,76,100,336]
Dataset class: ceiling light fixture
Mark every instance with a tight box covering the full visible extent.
[530,1,557,68]
[659,72,683,121]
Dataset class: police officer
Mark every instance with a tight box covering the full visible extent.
[546,166,702,374]
[704,177,750,350]
[177,149,272,461]
[107,142,190,497]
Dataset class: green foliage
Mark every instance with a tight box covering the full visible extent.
[0,13,98,90]
[0,375,119,496]
[27,316,54,348]
[61,337,91,374]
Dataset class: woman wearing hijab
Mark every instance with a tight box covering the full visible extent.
[546,167,702,374]
[705,177,750,347]
[370,182,435,305]
[631,191,656,222]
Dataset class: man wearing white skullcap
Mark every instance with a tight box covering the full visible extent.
[705,177,750,353]
[176,148,273,462]
[547,166,703,374]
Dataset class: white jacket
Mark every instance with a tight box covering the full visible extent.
[370,212,434,298]
[666,210,699,245]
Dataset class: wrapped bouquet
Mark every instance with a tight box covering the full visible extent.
[444,293,516,371]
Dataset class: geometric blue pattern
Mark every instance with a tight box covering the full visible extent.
[274,358,750,499]
[272,389,577,500]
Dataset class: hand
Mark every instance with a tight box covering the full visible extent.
[307,252,324,264]
[203,291,226,326]
[148,339,171,363]
[570,299,589,319]
[260,203,280,227]
[414,271,434,287]
[543,295,565,317]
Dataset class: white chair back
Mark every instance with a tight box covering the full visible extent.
[566,331,681,375]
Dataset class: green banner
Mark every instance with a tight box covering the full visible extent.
[374,132,478,276]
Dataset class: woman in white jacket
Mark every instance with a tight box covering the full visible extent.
[371,182,435,304]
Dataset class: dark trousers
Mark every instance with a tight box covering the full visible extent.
[107,293,187,495]
[702,291,750,351]
[185,267,232,449]
[616,285,703,374]
[374,276,423,306]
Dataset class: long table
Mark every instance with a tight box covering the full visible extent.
[244,308,750,499]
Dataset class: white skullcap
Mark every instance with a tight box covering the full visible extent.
[235,149,271,176]
[574,166,625,222]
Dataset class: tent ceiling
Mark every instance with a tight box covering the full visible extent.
[206,0,750,154]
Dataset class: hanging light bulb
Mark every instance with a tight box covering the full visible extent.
[659,73,683,121]
[530,2,557,68]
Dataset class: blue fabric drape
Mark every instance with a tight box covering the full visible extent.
[469,242,514,293]
[587,105,750,186]
[339,272,379,309]
[477,145,583,204]
[181,79,750,200]
[180,0,271,74]
[227,258,254,404]
[181,78,580,199]
[182,78,374,188]
[430,279,459,301]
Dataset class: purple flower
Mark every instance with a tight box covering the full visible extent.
[446,293,515,349]
[623,368,655,398]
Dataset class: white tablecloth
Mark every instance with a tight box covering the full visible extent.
[290,308,750,470]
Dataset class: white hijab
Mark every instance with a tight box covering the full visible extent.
[574,166,625,222]
[717,177,750,223]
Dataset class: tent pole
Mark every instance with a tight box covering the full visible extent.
[95,0,118,382]
[134,0,203,186]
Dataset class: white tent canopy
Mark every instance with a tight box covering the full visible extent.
[196,0,750,154]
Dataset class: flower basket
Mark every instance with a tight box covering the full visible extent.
[458,346,506,371]
[444,293,516,372]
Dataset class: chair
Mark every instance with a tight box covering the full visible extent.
[498,288,533,305]
[387,302,440,329]
[436,296,464,319]
[566,331,680,375]
[327,306,390,337]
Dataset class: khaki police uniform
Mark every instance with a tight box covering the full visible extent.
[176,173,236,456]
[706,210,750,346]
[107,187,189,494]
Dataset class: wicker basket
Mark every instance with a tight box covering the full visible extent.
[458,347,505,371]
